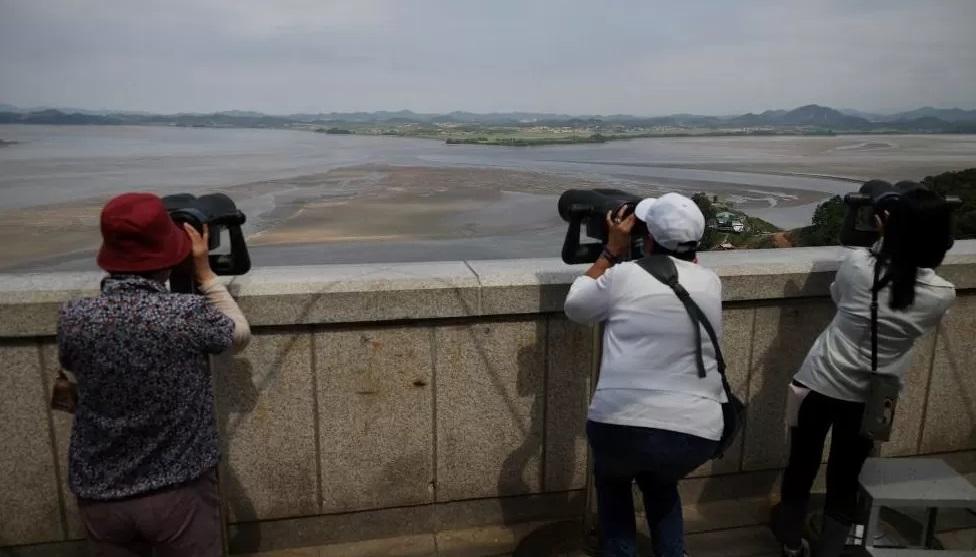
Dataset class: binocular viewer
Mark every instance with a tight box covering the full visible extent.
[162,193,251,293]
[558,180,962,264]
[162,193,251,277]
[841,180,961,247]
[558,188,645,264]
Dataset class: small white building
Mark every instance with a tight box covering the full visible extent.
[714,211,746,233]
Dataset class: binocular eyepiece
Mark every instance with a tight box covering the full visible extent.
[162,193,251,292]
[558,188,644,264]
[841,180,961,247]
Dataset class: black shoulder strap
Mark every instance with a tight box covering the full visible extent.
[636,256,727,379]
[870,255,883,373]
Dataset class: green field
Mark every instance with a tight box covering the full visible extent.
[307,122,838,146]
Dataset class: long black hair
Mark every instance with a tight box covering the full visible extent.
[878,183,954,310]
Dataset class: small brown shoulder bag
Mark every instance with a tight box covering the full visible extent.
[51,369,78,414]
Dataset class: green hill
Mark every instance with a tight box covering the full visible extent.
[733,168,976,250]
[692,168,975,251]
[924,168,976,240]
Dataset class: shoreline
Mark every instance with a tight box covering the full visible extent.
[4,121,976,145]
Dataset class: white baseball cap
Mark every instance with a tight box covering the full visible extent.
[633,193,705,252]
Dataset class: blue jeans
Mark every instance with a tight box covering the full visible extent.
[587,420,718,557]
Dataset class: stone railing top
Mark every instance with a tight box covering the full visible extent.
[1,241,975,337]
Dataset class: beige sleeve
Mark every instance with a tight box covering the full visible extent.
[199,279,251,353]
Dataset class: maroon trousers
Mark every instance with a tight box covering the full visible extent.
[77,469,221,557]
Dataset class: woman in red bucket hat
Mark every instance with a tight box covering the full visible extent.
[57,192,251,557]
[96,192,193,274]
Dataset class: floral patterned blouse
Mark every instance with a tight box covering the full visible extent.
[58,275,234,500]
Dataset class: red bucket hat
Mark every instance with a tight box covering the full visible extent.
[96,192,191,273]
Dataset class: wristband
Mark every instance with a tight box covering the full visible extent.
[601,248,621,265]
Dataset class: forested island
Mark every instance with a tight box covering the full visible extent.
[694,168,976,250]
[3,104,976,147]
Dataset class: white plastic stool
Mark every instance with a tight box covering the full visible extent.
[860,458,976,551]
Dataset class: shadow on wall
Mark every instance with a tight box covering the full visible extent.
[507,272,593,556]
[694,274,832,529]
[214,354,259,553]
[497,326,544,508]
[216,285,329,554]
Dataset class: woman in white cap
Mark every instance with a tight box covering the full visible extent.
[564,192,726,557]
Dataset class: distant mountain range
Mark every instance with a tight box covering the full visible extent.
[2,103,975,132]
[839,106,976,123]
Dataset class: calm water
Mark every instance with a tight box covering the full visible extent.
[2,125,975,269]
[7,125,976,211]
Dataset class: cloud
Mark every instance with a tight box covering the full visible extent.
[0,0,973,114]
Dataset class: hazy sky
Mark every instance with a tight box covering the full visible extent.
[1,0,974,115]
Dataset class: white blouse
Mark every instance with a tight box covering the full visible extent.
[794,247,955,402]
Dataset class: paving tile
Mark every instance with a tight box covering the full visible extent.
[238,548,321,557]
[227,505,434,555]
[436,522,548,557]
[315,534,436,557]
[433,491,584,532]
[685,525,782,557]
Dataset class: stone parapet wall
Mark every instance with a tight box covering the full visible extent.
[2,242,975,553]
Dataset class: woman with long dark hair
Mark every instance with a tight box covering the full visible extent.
[774,183,956,557]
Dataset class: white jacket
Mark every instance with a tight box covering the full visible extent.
[795,247,955,402]
[564,257,725,440]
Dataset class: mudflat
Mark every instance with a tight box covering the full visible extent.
[2,126,974,271]
[0,165,601,270]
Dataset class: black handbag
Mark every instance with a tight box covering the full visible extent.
[636,256,745,459]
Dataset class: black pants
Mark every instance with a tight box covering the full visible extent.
[777,386,874,548]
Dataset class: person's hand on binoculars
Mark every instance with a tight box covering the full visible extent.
[875,211,889,235]
[606,208,636,257]
[183,223,217,284]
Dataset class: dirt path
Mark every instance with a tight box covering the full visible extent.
[770,232,794,248]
